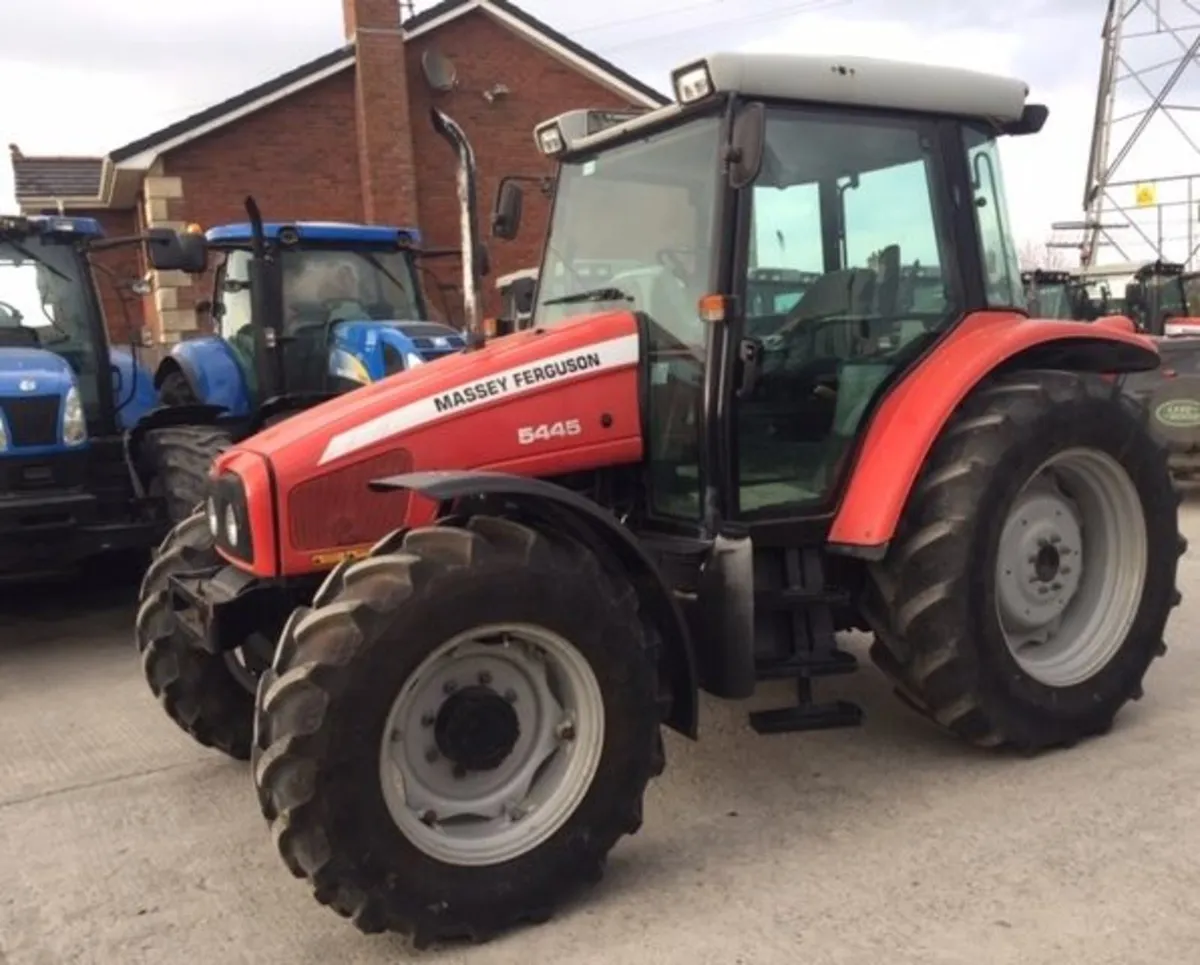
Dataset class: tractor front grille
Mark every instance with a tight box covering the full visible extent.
[288,448,414,551]
[2,396,61,448]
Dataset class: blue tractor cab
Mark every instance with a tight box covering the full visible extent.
[151,203,467,435]
[0,213,225,577]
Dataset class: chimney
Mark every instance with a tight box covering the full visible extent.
[343,0,420,227]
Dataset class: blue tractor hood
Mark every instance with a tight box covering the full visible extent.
[329,319,467,383]
[0,347,76,397]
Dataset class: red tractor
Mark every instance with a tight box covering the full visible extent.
[138,53,1183,947]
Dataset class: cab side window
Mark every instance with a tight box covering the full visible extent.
[216,250,253,342]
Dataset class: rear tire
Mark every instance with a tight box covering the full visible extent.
[866,370,1184,751]
[143,424,232,524]
[252,516,663,946]
[135,513,256,760]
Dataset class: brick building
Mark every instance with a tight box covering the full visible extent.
[8,0,666,345]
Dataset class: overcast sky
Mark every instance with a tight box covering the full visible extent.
[4,0,1200,262]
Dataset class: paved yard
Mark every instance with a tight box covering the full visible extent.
[3,506,1200,965]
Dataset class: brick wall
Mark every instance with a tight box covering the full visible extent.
[404,10,650,319]
[76,207,145,344]
[143,9,656,331]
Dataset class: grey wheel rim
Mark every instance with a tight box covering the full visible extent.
[379,623,605,867]
[994,447,1148,688]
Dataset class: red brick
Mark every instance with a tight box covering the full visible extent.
[118,7,662,330]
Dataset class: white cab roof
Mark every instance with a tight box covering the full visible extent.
[701,52,1030,123]
[546,52,1034,157]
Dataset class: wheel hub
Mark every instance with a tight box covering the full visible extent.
[996,488,1084,633]
[434,685,521,772]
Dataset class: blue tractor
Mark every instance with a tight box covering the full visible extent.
[148,199,467,488]
[0,213,230,578]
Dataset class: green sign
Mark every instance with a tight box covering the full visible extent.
[1156,398,1200,427]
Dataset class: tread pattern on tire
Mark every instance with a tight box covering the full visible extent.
[251,515,664,947]
[142,424,232,524]
[135,512,253,760]
[864,370,1184,752]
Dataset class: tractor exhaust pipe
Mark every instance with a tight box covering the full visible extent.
[430,108,486,348]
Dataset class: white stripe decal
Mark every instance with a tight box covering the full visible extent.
[318,333,641,465]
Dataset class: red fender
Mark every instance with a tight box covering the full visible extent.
[827,310,1159,555]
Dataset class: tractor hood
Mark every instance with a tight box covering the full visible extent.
[238,311,640,469]
[216,309,647,576]
[0,347,76,397]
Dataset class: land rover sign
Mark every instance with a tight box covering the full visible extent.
[1155,398,1200,427]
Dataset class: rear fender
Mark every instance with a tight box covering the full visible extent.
[368,469,700,739]
[829,310,1160,557]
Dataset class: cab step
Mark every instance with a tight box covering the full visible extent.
[750,545,863,734]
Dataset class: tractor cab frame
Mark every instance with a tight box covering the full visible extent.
[1124,259,1192,335]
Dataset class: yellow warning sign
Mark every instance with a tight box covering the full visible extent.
[1135,182,1157,207]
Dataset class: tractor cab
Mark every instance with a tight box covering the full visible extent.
[152,212,466,432]
[1123,259,1195,335]
[1021,268,1082,320]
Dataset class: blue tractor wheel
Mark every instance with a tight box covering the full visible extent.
[143,425,233,524]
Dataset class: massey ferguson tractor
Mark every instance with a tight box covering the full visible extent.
[137,53,1182,947]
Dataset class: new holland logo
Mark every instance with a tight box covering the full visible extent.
[1155,398,1200,428]
[17,379,36,392]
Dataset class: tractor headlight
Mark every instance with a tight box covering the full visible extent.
[671,60,714,104]
[329,347,372,385]
[61,385,87,446]
[208,472,254,561]
[535,121,565,156]
[224,504,239,548]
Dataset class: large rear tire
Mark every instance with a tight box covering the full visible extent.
[134,513,259,760]
[252,516,663,946]
[865,370,1184,751]
[142,424,232,525]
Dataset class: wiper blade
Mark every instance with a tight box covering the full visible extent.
[6,240,69,282]
[542,286,633,307]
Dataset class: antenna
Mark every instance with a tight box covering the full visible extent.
[1072,0,1200,268]
[421,47,458,93]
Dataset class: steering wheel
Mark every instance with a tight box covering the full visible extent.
[0,300,25,326]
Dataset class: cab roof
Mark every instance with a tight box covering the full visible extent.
[546,51,1041,158]
[0,213,104,240]
[205,221,421,248]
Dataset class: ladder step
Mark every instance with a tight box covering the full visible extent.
[749,700,863,734]
[755,648,858,680]
[754,587,850,610]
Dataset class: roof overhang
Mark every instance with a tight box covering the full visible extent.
[405,0,665,109]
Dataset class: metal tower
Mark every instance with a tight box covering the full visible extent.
[1063,0,1200,268]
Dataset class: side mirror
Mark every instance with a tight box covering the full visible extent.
[729,101,765,189]
[146,227,208,274]
[492,180,524,240]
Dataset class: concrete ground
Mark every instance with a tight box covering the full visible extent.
[2,509,1200,965]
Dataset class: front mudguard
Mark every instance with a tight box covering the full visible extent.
[367,469,701,739]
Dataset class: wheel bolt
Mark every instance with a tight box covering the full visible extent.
[425,747,439,763]
[420,810,437,826]
[420,712,435,728]
[478,671,492,686]
[1050,534,1062,544]
[1038,586,1050,596]
[555,720,576,741]
[504,688,518,703]
[1051,582,1063,591]
[1061,566,1072,575]
[506,802,527,820]
[443,680,458,695]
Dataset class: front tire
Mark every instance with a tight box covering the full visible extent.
[134,513,260,760]
[866,370,1184,751]
[252,516,663,946]
[142,424,232,525]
